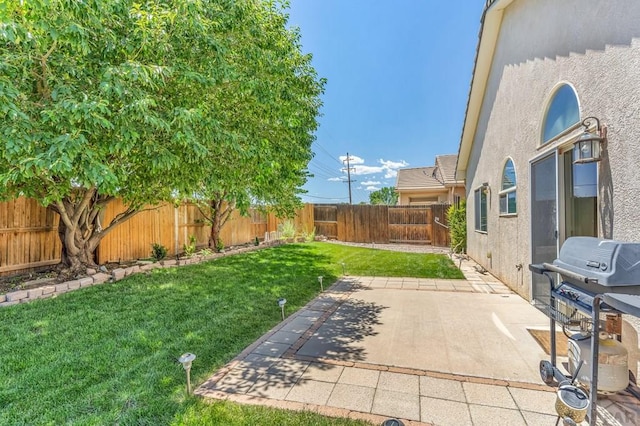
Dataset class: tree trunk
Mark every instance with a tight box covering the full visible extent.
[56,219,99,275]
[49,188,139,276]
[208,198,225,251]
[203,195,235,252]
[209,209,223,252]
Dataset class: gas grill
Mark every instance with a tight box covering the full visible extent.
[530,236,640,425]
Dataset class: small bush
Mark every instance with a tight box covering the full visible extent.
[151,243,168,262]
[183,235,197,257]
[215,238,224,253]
[278,220,296,239]
[254,236,260,246]
[447,200,467,254]
[198,247,213,257]
[302,227,316,242]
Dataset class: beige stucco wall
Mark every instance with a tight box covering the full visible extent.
[398,186,465,205]
[465,0,640,299]
[398,190,447,205]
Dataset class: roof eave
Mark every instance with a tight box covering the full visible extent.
[455,0,514,180]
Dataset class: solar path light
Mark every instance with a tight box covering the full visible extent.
[178,352,196,394]
[341,262,346,275]
[278,298,287,321]
[318,276,324,292]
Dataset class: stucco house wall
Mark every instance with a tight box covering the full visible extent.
[463,0,640,299]
[398,190,447,205]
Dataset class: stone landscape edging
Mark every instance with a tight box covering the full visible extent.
[0,240,283,308]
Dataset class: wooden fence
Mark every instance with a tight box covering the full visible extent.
[0,200,449,276]
[312,204,450,245]
[0,198,61,275]
[96,201,316,264]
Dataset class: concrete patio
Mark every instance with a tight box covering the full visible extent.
[196,257,639,425]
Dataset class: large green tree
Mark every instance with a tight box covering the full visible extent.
[369,187,398,205]
[0,0,323,271]
[191,2,324,249]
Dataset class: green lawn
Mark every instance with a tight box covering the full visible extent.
[0,242,462,425]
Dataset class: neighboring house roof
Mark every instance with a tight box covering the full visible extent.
[456,0,514,179]
[434,154,462,184]
[396,167,443,190]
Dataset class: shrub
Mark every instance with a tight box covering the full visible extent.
[215,238,224,253]
[447,200,467,254]
[302,227,316,242]
[151,243,168,262]
[278,220,296,239]
[183,235,197,257]
[198,247,214,257]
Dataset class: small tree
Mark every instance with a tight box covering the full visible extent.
[369,187,399,205]
[447,200,467,253]
[192,3,324,248]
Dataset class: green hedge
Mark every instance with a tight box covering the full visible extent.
[447,200,466,254]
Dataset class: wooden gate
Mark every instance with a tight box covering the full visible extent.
[430,203,451,247]
[388,205,431,243]
[337,204,389,243]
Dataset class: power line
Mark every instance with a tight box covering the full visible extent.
[309,159,343,178]
[313,140,343,166]
[303,194,349,200]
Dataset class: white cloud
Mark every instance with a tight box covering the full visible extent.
[384,169,398,179]
[331,155,408,181]
[338,154,365,165]
[352,165,384,175]
[365,185,381,191]
[379,159,409,169]
[327,177,344,182]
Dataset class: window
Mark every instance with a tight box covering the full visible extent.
[499,159,517,215]
[474,187,487,232]
[542,84,580,143]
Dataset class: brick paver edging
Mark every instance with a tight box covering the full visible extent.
[0,241,281,308]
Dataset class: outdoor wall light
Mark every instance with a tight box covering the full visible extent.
[318,276,324,292]
[573,116,604,164]
[278,297,287,320]
[481,182,490,194]
[178,352,196,394]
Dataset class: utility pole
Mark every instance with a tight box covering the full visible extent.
[342,152,356,204]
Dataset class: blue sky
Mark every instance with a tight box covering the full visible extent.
[286,1,485,204]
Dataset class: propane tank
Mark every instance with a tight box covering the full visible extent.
[568,332,629,394]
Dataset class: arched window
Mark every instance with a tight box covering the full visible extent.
[499,158,516,215]
[542,84,580,143]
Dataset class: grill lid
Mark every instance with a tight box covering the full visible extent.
[553,237,640,287]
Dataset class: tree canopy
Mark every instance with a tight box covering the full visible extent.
[369,187,398,205]
[0,0,324,270]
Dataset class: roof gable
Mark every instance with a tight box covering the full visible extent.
[435,154,460,184]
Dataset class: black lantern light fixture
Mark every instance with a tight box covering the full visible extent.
[573,116,604,164]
